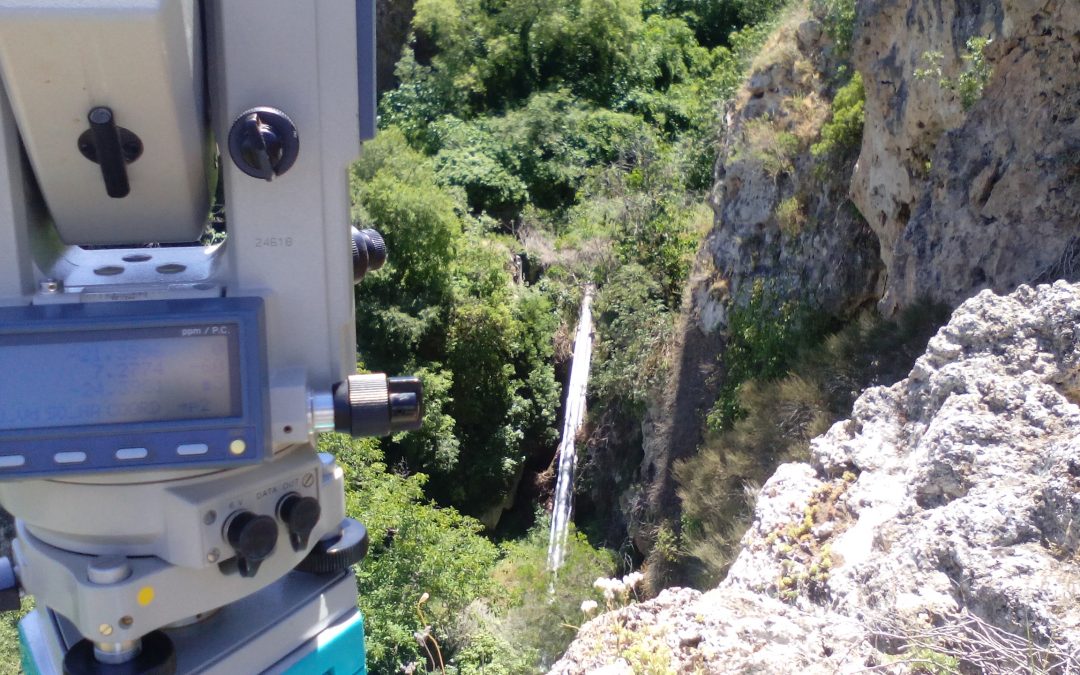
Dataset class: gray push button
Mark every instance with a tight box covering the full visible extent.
[54,452,87,464]
[177,444,209,456]
[0,456,25,468]
[116,448,149,460]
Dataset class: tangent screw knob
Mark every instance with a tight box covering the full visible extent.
[225,511,278,578]
[227,107,299,181]
[351,227,387,283]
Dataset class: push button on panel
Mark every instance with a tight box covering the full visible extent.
[0,456,25,469]
[116,447,149,460]
[176,444,209,456]
[53,452,87,464]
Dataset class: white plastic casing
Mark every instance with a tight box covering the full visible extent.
[0,0,209,245]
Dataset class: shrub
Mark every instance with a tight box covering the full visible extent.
[737,119,801,177]
[432,118,528,216]
[811,71,864,160]
[484,522,615,669]
[707,284,835,431]
[328,434,501,673]
[811,0,857,57]
[916,37,993,111]
[679,301,949,584]
[775,195,805,236]
[646,0,786,48]
[590,264,677,416]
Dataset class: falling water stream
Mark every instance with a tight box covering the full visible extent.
[547,285,595,572]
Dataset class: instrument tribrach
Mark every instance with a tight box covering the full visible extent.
[0,1,419,672]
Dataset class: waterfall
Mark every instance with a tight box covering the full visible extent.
[547,285,595,572]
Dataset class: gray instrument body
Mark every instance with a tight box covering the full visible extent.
[0,0,385,670]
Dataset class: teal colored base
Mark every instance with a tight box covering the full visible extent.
[284,611,366,675]
[17,610,366,675]
[18,619,38,675]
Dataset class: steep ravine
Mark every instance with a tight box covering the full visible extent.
[624,4,882,584]
[557,0,1080,670]
[554,281,1080,673]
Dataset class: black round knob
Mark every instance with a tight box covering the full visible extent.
[388,376,423,433]
[278,493,322,552]
[225,511,278,578]
[228,107,299,181]
[351,227,387,283]
[296,518,369,575]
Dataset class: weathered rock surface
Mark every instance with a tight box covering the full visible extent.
[627,9,883,588]
[551,587,885,674]
[851,0,1080,312]
[553,283,1080,672]
[702,7,881,334]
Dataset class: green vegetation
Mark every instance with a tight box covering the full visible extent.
[351,130,560,517]
[811,71,864,160]
[359,0,791,526]
[678,302,949,585]
[329,433,613,672]
[0,598,29,675]
[916,37,994,111]
[706,283,836,432]
[345,0,801,666]
[811,0,856,58]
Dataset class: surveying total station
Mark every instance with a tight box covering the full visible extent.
[0,1,422,673]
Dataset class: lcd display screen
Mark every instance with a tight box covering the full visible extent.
[0,325,242,431]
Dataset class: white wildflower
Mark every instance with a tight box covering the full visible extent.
[593,576,623,600]
[580,599,598,615]
[622,571,644,589]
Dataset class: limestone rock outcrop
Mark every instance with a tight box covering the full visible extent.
[550,587,885,674]
[700,6,881,335]
[851,0,1080,312]
[553,282,1080,673]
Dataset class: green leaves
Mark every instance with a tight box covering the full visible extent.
[352,129,560,518]
[327,434,499,672]
[591,264,677,415]
[811,72,865,160]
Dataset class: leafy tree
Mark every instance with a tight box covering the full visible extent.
[644,0,785,48]
[352,130,560,518]
[328,434,500,672]
[590,264,676,416]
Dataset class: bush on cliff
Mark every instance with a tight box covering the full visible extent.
[678,301,950,584]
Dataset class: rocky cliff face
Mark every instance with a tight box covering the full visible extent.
[554,282,1080,673]
[576,0,1080,661]
[700,6,882,332]
[629,7,883,585]
[626,0,1080,593]
[852,0,1080,312]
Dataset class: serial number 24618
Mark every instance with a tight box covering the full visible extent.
[255,237,294,248]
